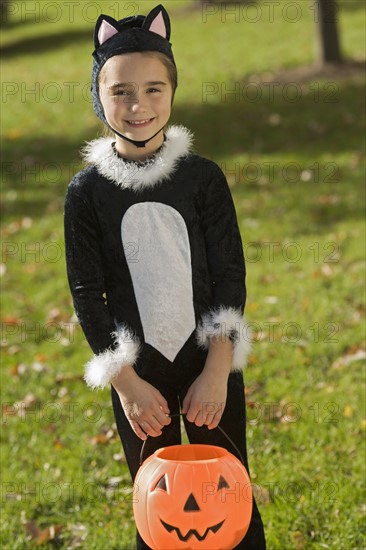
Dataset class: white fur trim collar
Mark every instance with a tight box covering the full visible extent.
[81,124,194,193]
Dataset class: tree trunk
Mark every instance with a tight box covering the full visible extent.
[316,0,343,65]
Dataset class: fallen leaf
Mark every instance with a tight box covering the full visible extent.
[23,264,38,274]
[32,362,47,373]
[264,296,278,304]
[57,387,68,398]
[343,405,353,418]
[23,519,39,539]
[89,434,109,445]
[113,453,125,462]
[35,524,63,545]
[102,503,111,515]
[307,120,326,135]
[349,151,363,168]
[34,354,47,362]
[300,170,313,182]
[291,530,306,549]
[318,194,340,204]
[268,113,281,126]
[280,404,300,423]
[44,423,57,433]
[10,363,27,376]
[259,274,277,284]
[67,523,88,548]
[252,484,270,505]
[321,264,333,277]
[3,190,17,206]
[246,302,259,312]
[55,373,84,383]
[21,217,33,229]
[2,404,16,417]
[17,393,38,409]
[107,476,124,487]
[89,427,115,445]
[331,349,366,369]
[5,128,25,140]
[3,315,22,325]
[46,308,68,323]
[21,513,63,545]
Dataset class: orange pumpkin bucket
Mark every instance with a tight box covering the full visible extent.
[133,417,253,550]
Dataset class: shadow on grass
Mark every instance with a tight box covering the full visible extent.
[176,68,364,236]
[0,3,69,30]
[1,29,92,59]
[1,137,82,222]
[176,65,365,159]
[1,71,364,236]
[178,0,365,15]
[336,0,366,12]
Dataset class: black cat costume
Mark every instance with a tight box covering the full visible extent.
[64,4,266,548]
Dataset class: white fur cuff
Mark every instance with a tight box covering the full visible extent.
[84,326,141,389]
[195,306,252,371]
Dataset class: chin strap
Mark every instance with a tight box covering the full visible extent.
[107,122,166,148]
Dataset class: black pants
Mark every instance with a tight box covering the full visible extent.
[111,334,266,550]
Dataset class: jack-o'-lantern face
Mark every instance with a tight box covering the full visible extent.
[156,473,227,542]
[133,444,252,550]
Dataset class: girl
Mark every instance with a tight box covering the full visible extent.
[64,4,266,549]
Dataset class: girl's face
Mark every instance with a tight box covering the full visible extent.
[99,52,173,147]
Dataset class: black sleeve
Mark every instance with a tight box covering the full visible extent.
[195,162,251,371]
[201,162,247,312]
[64,175,140,389]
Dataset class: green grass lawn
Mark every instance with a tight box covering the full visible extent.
[1,1,365,548]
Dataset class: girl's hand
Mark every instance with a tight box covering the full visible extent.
[181,335,233,429]
[181,370,228,429]
[111,366,171,440]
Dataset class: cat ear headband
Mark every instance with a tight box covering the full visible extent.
[90,4,176,148]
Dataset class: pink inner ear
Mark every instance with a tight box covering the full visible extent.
[149,11,166,38]
[98,20,119,45]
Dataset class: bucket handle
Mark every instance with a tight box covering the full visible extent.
[139,413,245,466]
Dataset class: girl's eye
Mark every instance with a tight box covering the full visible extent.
[147,88,160,93]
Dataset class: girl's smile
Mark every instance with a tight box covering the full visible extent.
[125,117,156,128]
